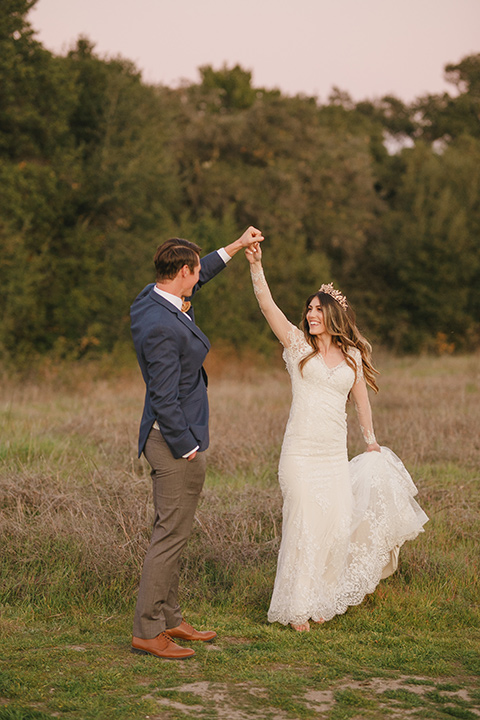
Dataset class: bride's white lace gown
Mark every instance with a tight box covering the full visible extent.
[268,324,429,626]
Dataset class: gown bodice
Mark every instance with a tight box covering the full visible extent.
[282,325,362,456]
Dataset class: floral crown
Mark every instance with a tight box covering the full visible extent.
[318,283,348,311]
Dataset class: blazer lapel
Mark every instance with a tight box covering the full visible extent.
[149,289,210,349]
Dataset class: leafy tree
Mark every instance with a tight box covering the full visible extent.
[0,0,76,160]
[1,5,479,362]
[413,54,480,143]
[357,140,480,351]
[198,64,258,110]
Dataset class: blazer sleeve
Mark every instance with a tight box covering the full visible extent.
[190,250,227,298]
[143,327,199,457]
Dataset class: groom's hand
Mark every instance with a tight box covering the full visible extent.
[224,226,264,257]
[238,226,264,248]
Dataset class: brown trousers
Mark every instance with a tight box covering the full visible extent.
[132,429,206,639]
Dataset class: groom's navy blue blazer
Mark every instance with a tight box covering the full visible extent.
[130,251,226,459]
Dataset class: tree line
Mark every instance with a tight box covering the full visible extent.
[1,0,479,364]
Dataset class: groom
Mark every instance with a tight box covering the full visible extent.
[130,226,263,660]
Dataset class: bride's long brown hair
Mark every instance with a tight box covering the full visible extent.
[299,291,379,393]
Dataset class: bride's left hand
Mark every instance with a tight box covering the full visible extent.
[245,242,262,264]
[366,442,381,453]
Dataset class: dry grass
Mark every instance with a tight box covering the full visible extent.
[207,350,480,473]
[369,353,480,469]
[0,350,479,611]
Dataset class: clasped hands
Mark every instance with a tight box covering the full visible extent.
[239,226,264,248]
[225,226,264,259]
[243,226,263,265]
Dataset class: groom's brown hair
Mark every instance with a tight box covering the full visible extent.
[154,238,202,281]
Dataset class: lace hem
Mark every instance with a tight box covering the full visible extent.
[267,542,397,625]
[267,447,428,626]
[267,525,420,626]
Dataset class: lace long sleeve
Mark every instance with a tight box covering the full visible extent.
[250,264,270,300]
[350,350,377,445]
[357,408,377,445]
[249,264,292,347]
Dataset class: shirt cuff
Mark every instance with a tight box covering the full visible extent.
[182,445,199,459]
[217,247,231,264]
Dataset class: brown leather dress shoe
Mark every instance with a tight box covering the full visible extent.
[131,632,195,659]
[165,619,217,642]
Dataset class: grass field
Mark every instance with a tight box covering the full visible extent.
[1,349,479,720]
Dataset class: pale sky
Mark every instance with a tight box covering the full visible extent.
[29,0,480,103]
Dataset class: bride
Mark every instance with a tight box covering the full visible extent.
[245,243,428,632]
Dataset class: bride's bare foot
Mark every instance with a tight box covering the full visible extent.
[290,621,310,632]
[311,618,325,625]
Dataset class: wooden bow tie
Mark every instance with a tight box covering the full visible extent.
[181,298,191,313]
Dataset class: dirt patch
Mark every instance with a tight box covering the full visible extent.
[306,675,480,717]
[144,675,480,719]
[145,681,289,720]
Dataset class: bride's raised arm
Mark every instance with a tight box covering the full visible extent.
[245,243,293,347]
